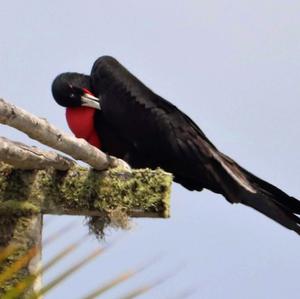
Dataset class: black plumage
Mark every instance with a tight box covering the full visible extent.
[52,56,300,234]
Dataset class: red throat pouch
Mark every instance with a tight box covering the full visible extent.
[66,107,101,148]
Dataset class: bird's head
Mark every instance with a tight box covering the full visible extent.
[51,72,102,148]
[51,72,101,110]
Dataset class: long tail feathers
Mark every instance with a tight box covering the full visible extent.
[215,153,300,235]
[241,190,300,234]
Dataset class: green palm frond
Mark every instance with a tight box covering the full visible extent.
[0,229,190,299]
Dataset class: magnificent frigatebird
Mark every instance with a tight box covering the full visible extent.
[52,55,300,234]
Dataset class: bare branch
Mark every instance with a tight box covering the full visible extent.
[0,137,74,170]
[0,98,129,171]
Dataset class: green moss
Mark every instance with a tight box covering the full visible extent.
[0,161,173,290]
[0,162,173,238]
[0,163,13,196]
[85,167,172,238]
[0,201,40,215]
[95,167,172,217]
[34,164,172,218]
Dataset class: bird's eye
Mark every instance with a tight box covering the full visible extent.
[70,93,76,99]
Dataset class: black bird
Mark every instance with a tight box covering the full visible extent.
[52,56,300,234]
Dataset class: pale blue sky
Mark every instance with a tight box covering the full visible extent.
[1,1,300,298]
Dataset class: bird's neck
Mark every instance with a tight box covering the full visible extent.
[66,107,101,148]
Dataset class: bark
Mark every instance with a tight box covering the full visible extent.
[0,98,129,171]
[0,162,172,219]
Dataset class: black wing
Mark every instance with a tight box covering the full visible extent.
[91,56,300,234]
[90,56,222,191]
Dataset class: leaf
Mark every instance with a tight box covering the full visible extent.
[81,256,161,299]
[2,235,89,299]
[28,246,108,299]
[0,246,38,286]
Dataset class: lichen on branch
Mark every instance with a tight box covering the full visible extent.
[0,162,172,236]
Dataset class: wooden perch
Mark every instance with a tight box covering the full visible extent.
[0,98,129,170]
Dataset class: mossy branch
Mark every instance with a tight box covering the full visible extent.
[0,162,172,219]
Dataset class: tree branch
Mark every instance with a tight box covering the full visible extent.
[0,162,172,219]
[0,98,129,170]
[0,137,74,170]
